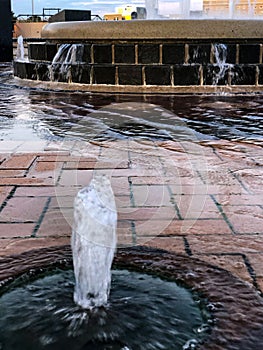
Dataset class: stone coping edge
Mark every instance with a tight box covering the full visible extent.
[42,19,263,41]
[11,77,263,94]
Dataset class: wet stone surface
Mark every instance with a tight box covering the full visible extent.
[0,63,263,349]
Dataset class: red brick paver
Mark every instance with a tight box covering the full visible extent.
[0,154,36,169]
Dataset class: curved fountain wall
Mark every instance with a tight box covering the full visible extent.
[13,19,263,93]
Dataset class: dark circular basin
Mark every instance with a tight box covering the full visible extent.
[0,246,263,350]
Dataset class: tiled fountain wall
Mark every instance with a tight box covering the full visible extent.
[13,20,263,93]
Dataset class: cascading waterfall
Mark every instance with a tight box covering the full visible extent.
[71,174,117,309]
[49,44,84,82]
[213,43,232,85]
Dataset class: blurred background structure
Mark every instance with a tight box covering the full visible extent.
[0,0,12,61]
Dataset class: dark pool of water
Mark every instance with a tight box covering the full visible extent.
[0,269,210,350]
[0,65,263,144]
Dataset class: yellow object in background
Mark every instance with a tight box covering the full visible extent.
[115,5,147,20]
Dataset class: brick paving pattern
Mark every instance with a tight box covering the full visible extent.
[0,137,262,293]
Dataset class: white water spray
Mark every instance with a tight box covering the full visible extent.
[16,36,25,61]
[71,174,117,309]
[49,44,84,82]
[213,43,232,85]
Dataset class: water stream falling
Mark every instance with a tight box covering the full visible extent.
[213,43,232,85]
[49,44,84,82]
[71,174,117,309]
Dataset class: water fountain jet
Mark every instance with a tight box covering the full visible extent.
[72,174,117,309]
[16,35,25,62]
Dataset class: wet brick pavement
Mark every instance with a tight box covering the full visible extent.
[0,137,262,293]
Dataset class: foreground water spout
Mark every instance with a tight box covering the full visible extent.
[71,174,117,309]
